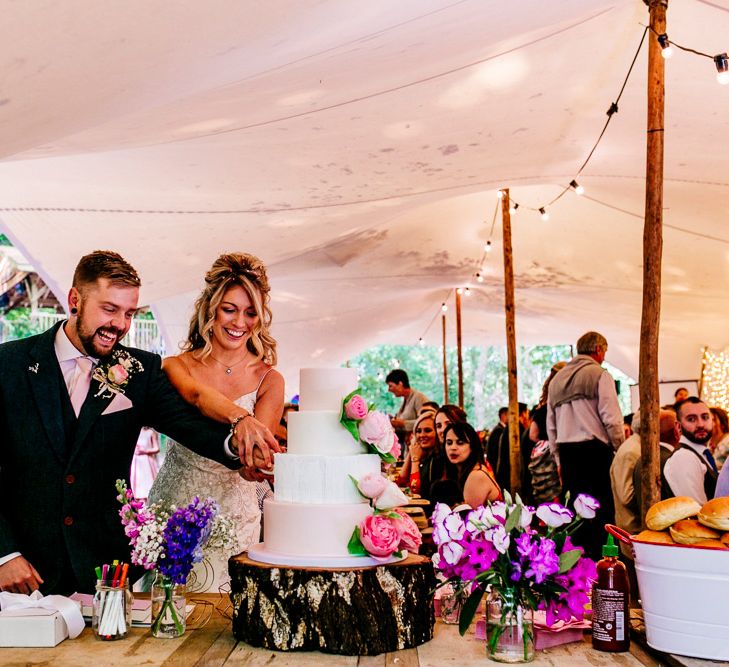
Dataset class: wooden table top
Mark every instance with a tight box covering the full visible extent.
[0,594,671,667]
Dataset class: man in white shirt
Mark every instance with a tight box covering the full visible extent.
[547,331,624,559]
[386,369,430,443]
[664,398,718,504]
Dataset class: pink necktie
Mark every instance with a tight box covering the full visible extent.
[69,357,94,416]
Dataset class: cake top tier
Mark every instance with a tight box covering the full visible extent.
[299,367,358,412]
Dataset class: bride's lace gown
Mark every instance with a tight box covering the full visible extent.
[148,390,261,593]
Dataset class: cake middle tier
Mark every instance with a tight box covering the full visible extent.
[286,409,367,456]
[274,453,381,504]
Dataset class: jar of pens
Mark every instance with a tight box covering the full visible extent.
[92,561,133,641]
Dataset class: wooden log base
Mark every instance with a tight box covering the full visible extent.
[229,552,436,655]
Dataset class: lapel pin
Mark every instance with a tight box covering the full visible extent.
[28,363,39,374]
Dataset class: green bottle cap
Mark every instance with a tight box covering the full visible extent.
[602,533,619,557]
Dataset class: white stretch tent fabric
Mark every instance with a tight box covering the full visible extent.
[0,0,727,390]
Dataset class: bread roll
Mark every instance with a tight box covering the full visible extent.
[690,539,729,550]
[634,530,675,544]
[646,496,702,531]
[698,497,729,531]
[669,519,720,545]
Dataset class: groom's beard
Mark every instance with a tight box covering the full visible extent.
[75,307,124,360]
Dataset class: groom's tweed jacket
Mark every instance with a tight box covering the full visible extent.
[0,322,237,594]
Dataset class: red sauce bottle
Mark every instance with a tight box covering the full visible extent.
[591,534,630,652]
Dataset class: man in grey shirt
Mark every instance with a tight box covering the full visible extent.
[547,331,624,559]
[386,369,430,445]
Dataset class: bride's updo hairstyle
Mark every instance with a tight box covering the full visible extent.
[184,253,277,365]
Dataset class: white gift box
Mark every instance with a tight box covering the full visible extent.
[0,607,69,647]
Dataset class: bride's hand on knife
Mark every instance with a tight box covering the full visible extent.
[231,412,280,470]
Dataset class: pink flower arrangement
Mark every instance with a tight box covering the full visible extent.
[359,514,402,560]
[359,411,395,454]
[393,508,422,552]
[108,364,129,385]
[339,388,398,464]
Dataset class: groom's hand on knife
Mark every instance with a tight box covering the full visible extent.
[0,556,44,594]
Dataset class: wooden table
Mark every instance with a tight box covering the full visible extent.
[0,594,672,667]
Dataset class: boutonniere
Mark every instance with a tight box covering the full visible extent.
[28,363,39,374]
[92,350,144,398]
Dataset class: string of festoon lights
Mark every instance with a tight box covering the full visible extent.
[700,348,729,413]
[415,23,729,346]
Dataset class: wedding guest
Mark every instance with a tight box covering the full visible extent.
[434,404,468,448]
[710,406,729,470]
[419,400,440,417]
[610,410,642,541]
[495,402,530,493]
[148,252,284,592]
[443,422,501,508]
[633,409,681,507]
[386,369,430,444]
[486,407,508,469]
[130,427,161,500]
[0,251,269,595]
[397,412,443,503]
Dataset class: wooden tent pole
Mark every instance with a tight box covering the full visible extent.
[442,313,449,403]
[639,0,667,522]
[501,189,521,494]
[455,289,464,408]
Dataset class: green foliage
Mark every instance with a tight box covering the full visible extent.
[348,344,635,429]
[1,308,59,339]
[0,234,11,246]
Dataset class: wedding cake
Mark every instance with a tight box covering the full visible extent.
[248,367,407,567]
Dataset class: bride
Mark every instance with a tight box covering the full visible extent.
[148,253,284,592]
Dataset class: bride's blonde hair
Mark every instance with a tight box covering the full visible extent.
[184,253,277,365]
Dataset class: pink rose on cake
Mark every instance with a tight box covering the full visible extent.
[358,411,395,454]
[393,508,422,552]
[344,394,368,420]
[356,473,388,499]
[359,514,402,560]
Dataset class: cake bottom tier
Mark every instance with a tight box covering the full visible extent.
[257,499,372,559]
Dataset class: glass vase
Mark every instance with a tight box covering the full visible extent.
[439,584,469,625]
[486,590,535,663]
[150,571,186,638]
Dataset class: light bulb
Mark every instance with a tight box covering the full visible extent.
[418,337,424,346]
[484,240,493,253]
[658,33,673,59]
[539,207,550,221]
[714,53,729,84]
[464,287,471,296]
[497,189,504,199]
[456,287,463,295]
[476,273,484,283]
[510,202,519,215]
[570,179,585,195]
[441,303,448,313]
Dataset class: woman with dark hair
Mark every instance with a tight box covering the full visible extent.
[710,406,729,470]
[443,422,501,508]
[149,252,284,591]
[434,404,468,447]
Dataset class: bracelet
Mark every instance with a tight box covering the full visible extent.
[230,413,251,438]
[411,458,420,464]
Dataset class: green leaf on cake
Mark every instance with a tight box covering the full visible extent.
[342,419,361,442]
[347,526,368,556]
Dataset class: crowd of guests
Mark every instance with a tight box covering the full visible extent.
[387,331,729,561]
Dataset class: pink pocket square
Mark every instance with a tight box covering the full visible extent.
[101,392,133,415]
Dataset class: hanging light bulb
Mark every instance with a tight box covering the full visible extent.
[509,202,519,215]
[484,240,493,253]
[476,272,484,283]
[441,303,448,313]
[497,189,504,199]
[657,33,674,59]
[569,179,585,195]
[464,287,471,296]
[715,53,729,85]
[418,337,425,346]
[539,207,550,221]
[456,287,463,295]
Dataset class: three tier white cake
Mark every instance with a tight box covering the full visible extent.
[248,367,396,567]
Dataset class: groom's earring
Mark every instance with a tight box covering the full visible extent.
[70,307,78,315]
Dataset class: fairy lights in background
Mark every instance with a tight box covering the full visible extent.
[414,25,728,345]
[700,348,729,412]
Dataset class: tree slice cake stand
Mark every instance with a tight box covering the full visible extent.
[229,552,436,655]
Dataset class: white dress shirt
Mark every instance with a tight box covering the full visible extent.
[663,436,712,504]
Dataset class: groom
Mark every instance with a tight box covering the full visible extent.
[0,250,276,594]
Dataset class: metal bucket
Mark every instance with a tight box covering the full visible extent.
[606,524,729,661]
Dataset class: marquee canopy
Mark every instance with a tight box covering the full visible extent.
[1,0,727,390]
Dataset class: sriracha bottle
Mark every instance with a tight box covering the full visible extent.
[591,534,630,652]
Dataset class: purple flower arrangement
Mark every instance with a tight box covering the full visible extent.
[431,491,598,642]
[115,479,235,584]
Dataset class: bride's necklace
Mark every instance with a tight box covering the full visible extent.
[209,351,249,375]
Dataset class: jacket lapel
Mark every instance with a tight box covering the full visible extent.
[28,323,68,463]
